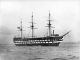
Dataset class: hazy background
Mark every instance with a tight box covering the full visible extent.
[0,0,80,44]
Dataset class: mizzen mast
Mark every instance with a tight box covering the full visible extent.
[17,18,23,38]
[21,19,23,38]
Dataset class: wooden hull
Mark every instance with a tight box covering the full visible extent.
[14,42,60,46]
[13,36,63,46]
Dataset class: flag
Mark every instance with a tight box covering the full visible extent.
[17,27,21,29]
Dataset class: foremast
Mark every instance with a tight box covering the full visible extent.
[47,11,53,37]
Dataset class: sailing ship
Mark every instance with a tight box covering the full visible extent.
[13,12,69,46]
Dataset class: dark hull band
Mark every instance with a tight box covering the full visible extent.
[14,42,60,46]
[13,37,62,46]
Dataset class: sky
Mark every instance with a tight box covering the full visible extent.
[0,0,80,44]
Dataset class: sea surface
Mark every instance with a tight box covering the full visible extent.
[0,42,80,60]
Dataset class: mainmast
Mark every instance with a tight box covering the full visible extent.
[29,12,36,38]
[31,12,34,38]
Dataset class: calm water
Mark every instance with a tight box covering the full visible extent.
[0,42,80,60]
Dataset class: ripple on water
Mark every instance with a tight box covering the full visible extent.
[28,58,44,60]
[50,55,80,60]
[51,58,67,60]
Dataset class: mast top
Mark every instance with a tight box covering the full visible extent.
[32,12,33,18]
[49,11,51,20]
